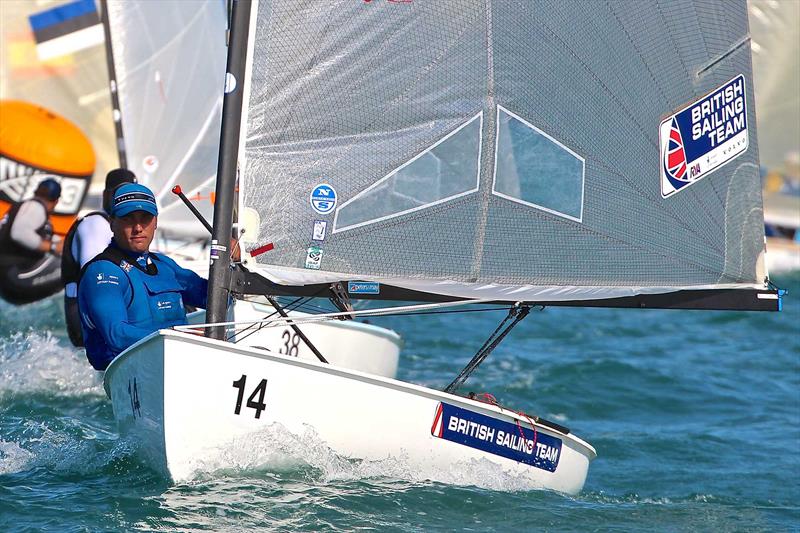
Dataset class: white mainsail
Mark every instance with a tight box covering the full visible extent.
[104,0,227,239]
[237,0,771,304]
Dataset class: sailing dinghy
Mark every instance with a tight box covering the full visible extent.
[104,0,781,493]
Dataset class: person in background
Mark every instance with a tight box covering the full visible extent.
[0,177,64,304]
[62,168,137,346]
[0,176,63,260]
[78,183,208,371]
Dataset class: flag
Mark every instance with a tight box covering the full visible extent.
[29,0,103,62]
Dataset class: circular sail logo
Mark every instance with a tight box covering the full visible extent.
[310,183,337,214]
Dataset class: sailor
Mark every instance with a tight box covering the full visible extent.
[0,177,64,303]
[78,183,208,370]
[61,168,137,346]
[0,176,63,259]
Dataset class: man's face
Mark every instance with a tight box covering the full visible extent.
[111,211,157,254]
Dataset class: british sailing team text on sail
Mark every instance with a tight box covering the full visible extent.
[691,76,745,146]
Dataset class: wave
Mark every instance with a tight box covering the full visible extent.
[0,331,103,400]
[183,423,556,493]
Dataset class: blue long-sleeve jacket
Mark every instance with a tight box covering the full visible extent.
[78,243,207,370]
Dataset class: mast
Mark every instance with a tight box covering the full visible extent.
[206,0,252,340]
[98,0,127,168]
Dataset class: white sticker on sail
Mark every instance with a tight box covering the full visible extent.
[305,246,323,269]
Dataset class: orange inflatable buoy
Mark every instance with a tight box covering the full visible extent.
[0,99,95,236]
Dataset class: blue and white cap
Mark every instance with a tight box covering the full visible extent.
[111,183,158,217]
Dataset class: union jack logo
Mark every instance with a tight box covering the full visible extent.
[664,118,688,182]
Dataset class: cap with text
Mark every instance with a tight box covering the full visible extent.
[111,183,158,217]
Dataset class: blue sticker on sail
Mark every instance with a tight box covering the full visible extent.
[310,184,337,214]
[659,75,748,198]
[431,402,561,472]
[347,281,380,295]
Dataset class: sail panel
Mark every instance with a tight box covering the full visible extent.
[240,0,767,301]
[106,0,227,238]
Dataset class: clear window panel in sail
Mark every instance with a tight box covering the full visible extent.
[492,106,584,222]
[334,113,482,233]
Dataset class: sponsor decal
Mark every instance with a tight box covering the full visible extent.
[305,246,323,269]
[310,183,337,214]
[0,157,88,214]
[431,402,562,472]
[660,75,748,198]
[347,281,380,295]
[95,272,119,285]
[312,220,327,242]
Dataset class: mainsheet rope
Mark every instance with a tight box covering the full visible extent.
[444,304,531,394]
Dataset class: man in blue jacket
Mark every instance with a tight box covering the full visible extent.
[78,183,208,370]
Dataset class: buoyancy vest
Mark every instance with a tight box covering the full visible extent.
[62,211,108,285]
[79,246,188,370]
[61,211,109,346]
[0,198,53,267]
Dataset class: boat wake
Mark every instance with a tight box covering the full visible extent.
[0,331,103,399]
[186,423,557,493]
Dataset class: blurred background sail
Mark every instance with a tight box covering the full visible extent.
[749,0,800,273]
[104,0,228,240]
[748,0,799,173]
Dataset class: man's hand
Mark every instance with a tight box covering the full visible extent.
[39,238,63,256]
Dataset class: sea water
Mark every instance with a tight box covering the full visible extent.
[1,273,798,531]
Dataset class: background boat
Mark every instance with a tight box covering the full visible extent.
[749,0,800,274]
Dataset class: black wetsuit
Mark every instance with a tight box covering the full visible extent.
[0,199,62,304]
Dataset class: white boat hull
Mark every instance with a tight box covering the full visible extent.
[186,298,401,378]
[104,330,596,494]
[766,237,800,274]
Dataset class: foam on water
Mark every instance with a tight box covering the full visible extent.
[0,416,140,478]
[0,439,35,475]
[0,331,103,398]
[186,423,555,493]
